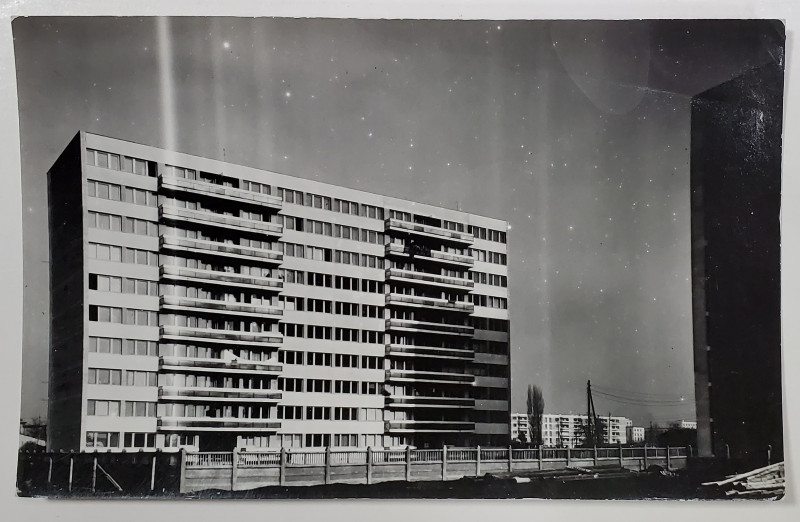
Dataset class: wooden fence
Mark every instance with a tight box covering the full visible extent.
[181,445,690,493]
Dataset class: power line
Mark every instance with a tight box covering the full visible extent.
[592,384,692,400]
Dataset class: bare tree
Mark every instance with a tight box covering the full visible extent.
[526,385,545,446]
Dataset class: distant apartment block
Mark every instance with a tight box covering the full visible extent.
[47,132,512,453]
[510,413,529,441]
[669,420,697,430]
[541,414,631,448]
[627,426,645,443]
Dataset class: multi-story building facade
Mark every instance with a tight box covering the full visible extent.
[47,131,511,453]
[541,414,631,448]
[627,426,645,443]
[510,413,530,441]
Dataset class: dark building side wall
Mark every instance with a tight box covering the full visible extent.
[690,58,784,463]
[47,132,86,451]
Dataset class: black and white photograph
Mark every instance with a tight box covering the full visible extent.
[5,1,794,511]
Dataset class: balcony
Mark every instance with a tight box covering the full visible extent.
[386,368,475,385]
[158,385,282,402]
[385,243,474,268]
[386,318,474,337]
[385,267,474,292]
[386,395,475,409]
[386,343,474,361]
[160,235,283,265]
[385,420,475,433]
[159,173,283,210]
[160,325,283,348]
[159,356,282,375]
[160,265,283,292]
[159,204,283,237]
[160,295,284,320]
[385,293,474,314]
[157,416,281,432]
[385,218,473,246]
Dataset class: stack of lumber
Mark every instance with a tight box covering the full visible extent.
[701,462,784,499]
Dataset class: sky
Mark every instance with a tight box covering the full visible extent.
[13,17,781,427]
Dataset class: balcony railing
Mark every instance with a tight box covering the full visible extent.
[385,218,474,245]
[385,343,475,361]
[160,295,284,320]
[386,318,475,337]
[385,420,475,433]
[158,385,282,402]
[160,325,283,348]
[159,173,283,209]
[159,204,283,236]
[385,293,474,313]
[385,267,474,291]
[159,355,282,374]
[160,235,283,264]
[386,368,475,384]
[385,243,474,267]
[386,395,475,408]
[160,265,283,292]
[157,416,281,431]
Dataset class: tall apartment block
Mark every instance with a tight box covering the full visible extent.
[47,131,511,453]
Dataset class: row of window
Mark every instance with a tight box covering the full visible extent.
[89,337,158,356]
[277,406,381,421]
[472,318,511,333]
[284,215,385,244]
[280,296,381,318]
[278,378,381,395]
[87,368,158,387]
[282,242,384,269]
[88,242,159,266]
[162,197,270,223]
[86,149,151,176]
[87,179,157,207]
[89,305,159,327]
[89,273,159,296]
[280,270,384,293]
[468,225,507,244]
[88,211,159,237]
[470,271,508,287]
[470,294,508,309]
[278,188,385,221]
[277,350,381,369]
[279,323,382,343]
[87,400,157,417]
[471,248,507,265]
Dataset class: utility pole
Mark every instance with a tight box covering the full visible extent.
[586,380,599,447]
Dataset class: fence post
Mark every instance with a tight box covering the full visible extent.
[231,447,239,492]
[725,444,730,460]
[666,446,671,471]
[643,444,648,469]
[476,445,481,477]
[324,446,331,485]
[47,455,53,486]
[618,443,623,467]
[508,445,513,472]
[150,454,157,492]
[442,445,448,480]
[68,453,74,493]
[92,455,97,493]
[538,444,543,470]
[566,447,571,467]
[279,447,287,486]
[593,446,598,467]
[767,444,772,466]
[366,446,373,485]
[179,449,187,494]
[405,446,412,482]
